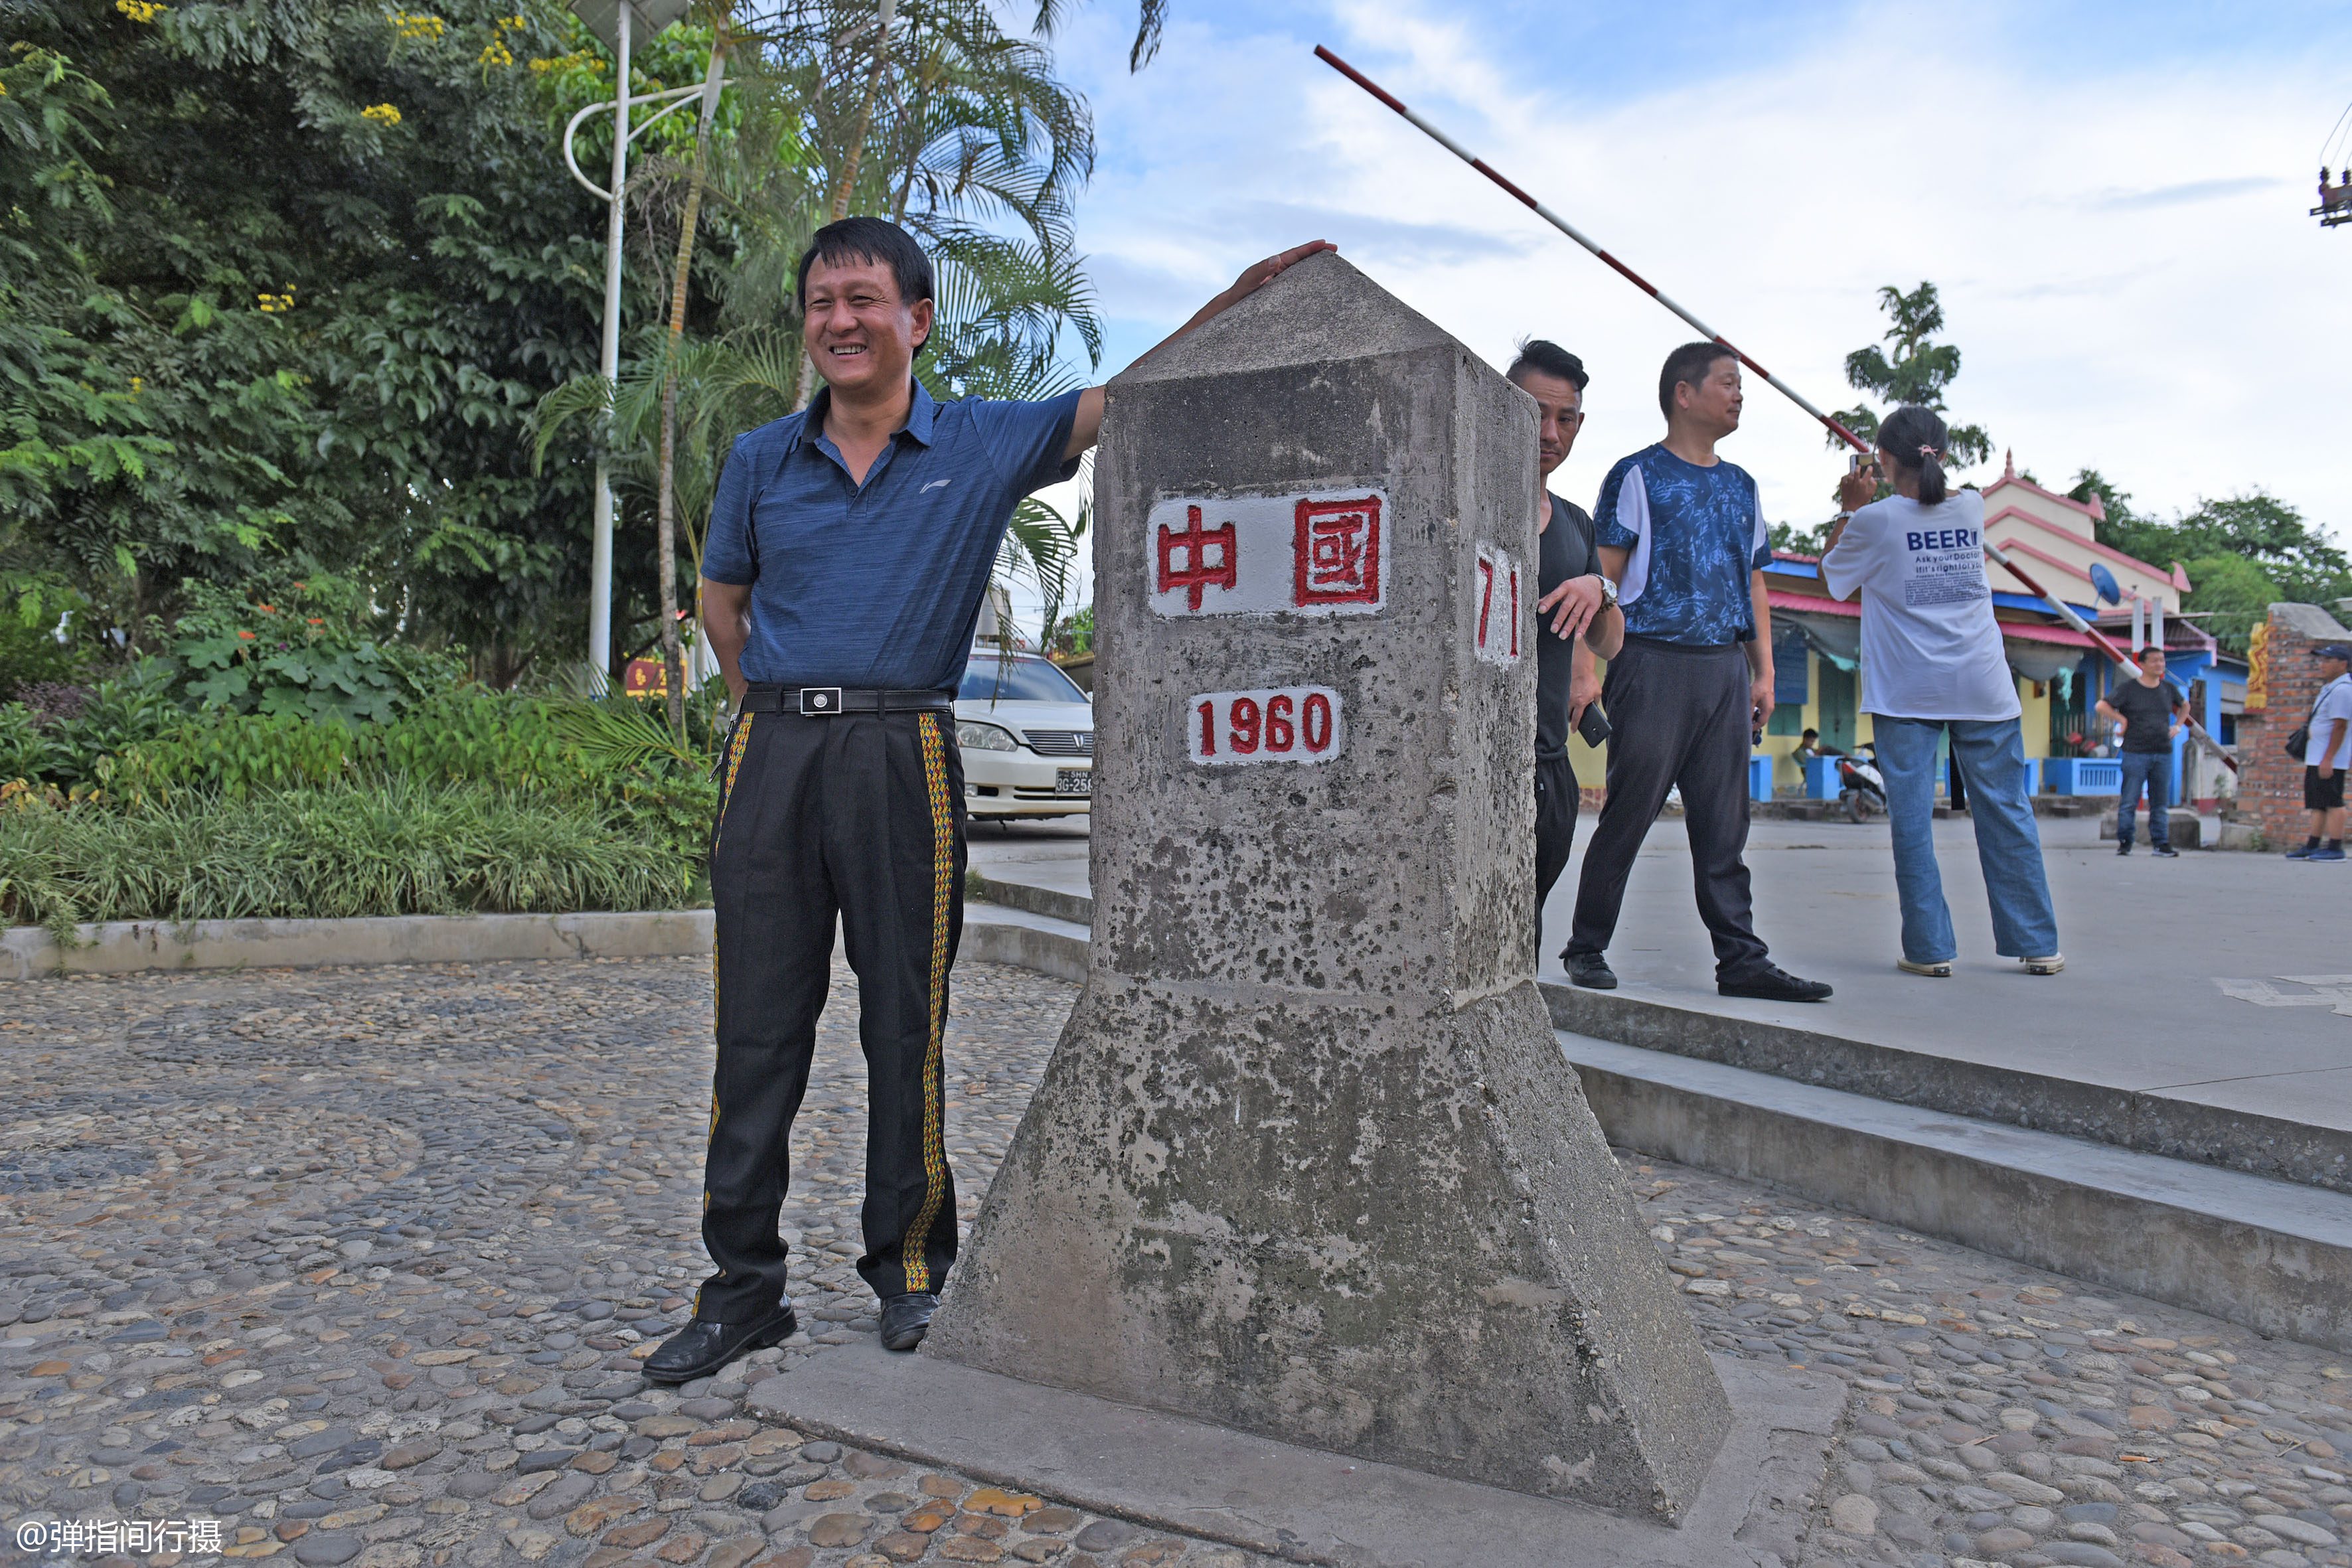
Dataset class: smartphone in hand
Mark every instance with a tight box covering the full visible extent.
[1577,703,1612,747]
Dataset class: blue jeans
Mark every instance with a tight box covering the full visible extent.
[1873,717,2061,963]
[2116,751,2171,849]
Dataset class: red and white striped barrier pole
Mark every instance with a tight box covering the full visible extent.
[1312,43,2185,705]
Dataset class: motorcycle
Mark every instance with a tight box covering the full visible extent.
[1838,744,1887,823]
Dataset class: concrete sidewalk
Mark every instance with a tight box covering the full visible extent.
[1539,812,2351,1166]
[970,811,2352,1184]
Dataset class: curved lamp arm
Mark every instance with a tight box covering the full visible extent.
[562,80,734,202]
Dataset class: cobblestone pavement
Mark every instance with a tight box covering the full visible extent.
[3,957,2350,1568]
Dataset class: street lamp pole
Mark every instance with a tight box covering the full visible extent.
[587,4,632,684]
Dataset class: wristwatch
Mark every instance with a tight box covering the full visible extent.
[1595,574,1618,609]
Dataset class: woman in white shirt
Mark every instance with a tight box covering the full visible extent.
[1820,406,2062,979]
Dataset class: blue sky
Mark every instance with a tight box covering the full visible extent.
[1006,0,2352,627]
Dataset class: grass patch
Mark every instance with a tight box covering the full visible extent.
[0,778,702,929]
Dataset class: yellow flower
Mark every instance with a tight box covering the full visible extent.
[360,102,402,127]
[387,11,446,40]
[116,0,169,21]
[479,38,513,68]
[128,377,144,396]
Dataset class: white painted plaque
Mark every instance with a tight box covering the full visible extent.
[1472,544,1522,666]
[1148,491,1388,617]
[1188,686,1343,765]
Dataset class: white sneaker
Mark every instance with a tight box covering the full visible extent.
[2023,954,2065,975]
[1897,958,1954,978]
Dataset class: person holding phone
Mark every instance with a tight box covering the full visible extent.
[1820,406,2063,979]
[1513,342,1624,949]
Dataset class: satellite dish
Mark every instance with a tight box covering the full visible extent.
[2089,562,2121,605]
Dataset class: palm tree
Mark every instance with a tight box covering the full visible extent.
[1030,0,1171,72]
[532,0,1103,705]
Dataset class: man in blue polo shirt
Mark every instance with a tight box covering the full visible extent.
[643,216,1335,1381]
[1560,342,1831,1004]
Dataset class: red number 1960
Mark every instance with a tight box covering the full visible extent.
[1191,687,1340,765]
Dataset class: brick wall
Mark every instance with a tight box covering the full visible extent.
[2238,603,2351,844]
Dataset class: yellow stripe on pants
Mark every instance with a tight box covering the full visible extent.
[903,712,955,1293]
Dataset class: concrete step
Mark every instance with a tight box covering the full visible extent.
[961,883,2352,1352]
[1567,1031,2352,1354]
[979,868,2352,1198]
[1541,981,2352,1197]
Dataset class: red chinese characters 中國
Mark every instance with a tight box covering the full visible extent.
[1148,491,1389,617]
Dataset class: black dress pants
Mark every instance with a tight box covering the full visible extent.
[1565,637,1771,979]
[694,705,965,1324]
[1533,753,1580,949]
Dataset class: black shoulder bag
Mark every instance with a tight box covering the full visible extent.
[2287,683,2329,762]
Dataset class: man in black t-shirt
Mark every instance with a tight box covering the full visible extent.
[1510,341,1624,947]
[2094,645,2187,857]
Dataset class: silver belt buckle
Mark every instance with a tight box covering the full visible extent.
[799,686,844,716]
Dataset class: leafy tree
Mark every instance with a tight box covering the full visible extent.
[1830,281,1992,467]
[0,1,734,685]
[2065,471,2351,654]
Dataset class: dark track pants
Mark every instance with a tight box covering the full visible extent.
[1534,753,1581,949]
[694,706,964,1323]
[1565,637,1771,980]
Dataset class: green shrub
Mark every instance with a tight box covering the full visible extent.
[116,710,358,798]
[39,660,183,785]
[376,689,575,789]
[0,778,699,928]
[0,705,51,783]
[173,576,460,726]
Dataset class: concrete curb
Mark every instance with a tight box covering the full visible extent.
[969,872,1091,929]
[961,903,1089,984]
[975,870,2351,1196]
[960,889,2352,1349]
[1568,1033,2352,1354]
[0,909,714,979]
[1539,981,2352,1196]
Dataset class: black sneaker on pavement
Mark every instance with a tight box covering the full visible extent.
[2115,842,2132,856]
[1717,965,1834,1003]
[1565,952,1618,990]
[2153,844,2179,858]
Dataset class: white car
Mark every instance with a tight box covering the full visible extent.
[954,650,1093,820]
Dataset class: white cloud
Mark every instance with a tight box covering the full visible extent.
[1040,0,2352,546]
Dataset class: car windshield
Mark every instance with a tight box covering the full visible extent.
[958,655,1087,705]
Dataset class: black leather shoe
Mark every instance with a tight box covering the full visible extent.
[879,1292,939,1352]
[641,1304,797,1384]
[1717,965,1833,1003]
[1565,952,1618,990]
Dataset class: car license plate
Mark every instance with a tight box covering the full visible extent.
[1055,769,1091,797]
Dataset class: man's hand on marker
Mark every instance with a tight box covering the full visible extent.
[1219,241,1339,305]
[1537,574,1607,639]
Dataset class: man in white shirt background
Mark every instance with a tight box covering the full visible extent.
[2288,642,2352,862]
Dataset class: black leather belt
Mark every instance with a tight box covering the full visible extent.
[740,684,955,716]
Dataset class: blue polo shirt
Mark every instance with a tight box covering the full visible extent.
[1593,444,1772,647]
[702,380,1081,691]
